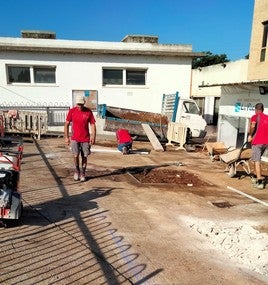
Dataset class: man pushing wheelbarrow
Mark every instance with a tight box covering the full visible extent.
[247,103,268,190]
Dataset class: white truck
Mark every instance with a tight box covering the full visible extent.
[97,92,207,142]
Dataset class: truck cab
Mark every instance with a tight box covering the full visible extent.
[178,99,207,139]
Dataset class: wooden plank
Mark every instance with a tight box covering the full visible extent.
[141,123,164,151]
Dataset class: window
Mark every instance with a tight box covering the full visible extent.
[103,69,123,85]
[126,70,145,85]
[34,67,56,83]
[103,68,146,86]
[8,66,30,83]
[260,21,268,62]
[183,101,200,115]
[7,65,56,84]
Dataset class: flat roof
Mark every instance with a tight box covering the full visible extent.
[0,36,204,58]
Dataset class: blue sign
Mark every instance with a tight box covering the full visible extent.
[235,102,255,112]
[235,102,241,112]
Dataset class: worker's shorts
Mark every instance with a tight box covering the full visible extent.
[118,142,132,152]
[71,141,91,157]
[251,144,268,162]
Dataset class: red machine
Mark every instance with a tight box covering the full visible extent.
[0,137,23,227]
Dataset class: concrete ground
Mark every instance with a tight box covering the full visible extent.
[0,133,268,285]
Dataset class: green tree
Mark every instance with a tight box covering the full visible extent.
[192,51,230,69]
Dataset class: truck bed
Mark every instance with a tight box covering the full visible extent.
[98,105,168,138]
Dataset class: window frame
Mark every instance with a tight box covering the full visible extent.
[33,66,56,83]
[260,21,268,62]
[7,66,31,84]
[103,67,147,86]
[102,68,123,85]
[183,101,200,115]
[126,69,146,85]
[7,64,56,84]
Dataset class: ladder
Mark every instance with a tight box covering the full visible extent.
[161,92,179,122]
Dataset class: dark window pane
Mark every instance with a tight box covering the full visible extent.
[8,66,30,83]
[260,48,266,62]
[126,70,145,85]
[183,101,200,114]
[34,67,56,83]
[262,22,268,48]
[103,69,123,85]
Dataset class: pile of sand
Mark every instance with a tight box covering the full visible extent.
[181,216,268,277]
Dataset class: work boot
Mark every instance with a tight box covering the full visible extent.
[122,147,128,155]
[254,179,265,190]
[250,175,257,184]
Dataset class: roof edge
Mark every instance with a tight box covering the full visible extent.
[0,45,204,57]
[199,80,268,88]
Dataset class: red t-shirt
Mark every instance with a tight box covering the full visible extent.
[251,112,268,144]
[116,129,132,144]
[66,106,96,142]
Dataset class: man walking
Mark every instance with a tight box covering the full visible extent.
[64,95,96,182]
[248,102,268,189]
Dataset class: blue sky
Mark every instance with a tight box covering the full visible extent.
[0,0,254,61]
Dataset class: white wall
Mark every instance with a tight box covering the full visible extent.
[0,52,192,114]
[192,59,249,97]
[191,59,249,124]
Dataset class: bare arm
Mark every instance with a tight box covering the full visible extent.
[90,123,96,145]
[248,121,256,142]
[64,121,70,145]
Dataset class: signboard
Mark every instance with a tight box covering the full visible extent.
[219,86,267,118]
[72,90,98,111]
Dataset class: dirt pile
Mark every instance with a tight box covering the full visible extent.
[181,216,268,277]
[130,168,211,186]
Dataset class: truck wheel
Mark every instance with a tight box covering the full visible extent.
[1,220,8,228]
[186,128,192,144]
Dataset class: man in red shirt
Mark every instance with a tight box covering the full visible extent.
[116,129,133,154]
[64,95,96,181]
[248,102,268,189]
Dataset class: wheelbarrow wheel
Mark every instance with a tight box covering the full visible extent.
[228,164,236,178]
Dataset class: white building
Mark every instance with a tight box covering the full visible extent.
[0,31,202,123]
[191,59,249,126]
[191,0,268,148]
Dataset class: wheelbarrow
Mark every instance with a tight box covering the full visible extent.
[219,142,252,178]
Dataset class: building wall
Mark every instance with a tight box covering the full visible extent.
[191,59,249,97]
[191,59,248,124]
[248,0,268,80]
[0,51,192,114]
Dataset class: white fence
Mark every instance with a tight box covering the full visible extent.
[0,106,70,138]
[0,110,48,139]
